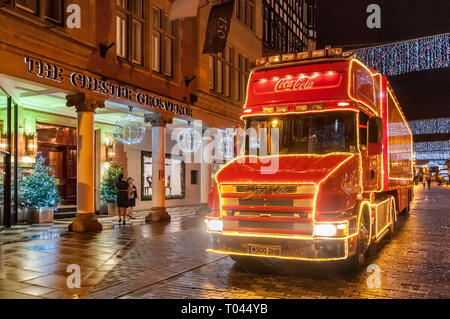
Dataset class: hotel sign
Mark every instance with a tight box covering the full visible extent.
[24,57,193,117]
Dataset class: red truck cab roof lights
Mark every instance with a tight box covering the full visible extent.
[256,47,348,68]
[245,58,382,119]
[241,101,358,119]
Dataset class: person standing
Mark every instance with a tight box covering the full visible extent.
[116,174,130,225]
[127,177,138,219]
[426,172,432,189]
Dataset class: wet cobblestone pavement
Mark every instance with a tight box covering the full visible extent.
[0,186,448,299]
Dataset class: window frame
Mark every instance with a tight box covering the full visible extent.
[236,52,251,102]
[116,0,146,66]
[10,0,65,26]
[263,0,310,53]
[151,5,176,79]
[14,0,39,15]
[209,46,233,98]
[236,0,255,31]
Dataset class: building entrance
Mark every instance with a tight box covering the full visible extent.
[37,123,77,206]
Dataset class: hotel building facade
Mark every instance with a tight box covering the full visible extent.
[0,0,315,231]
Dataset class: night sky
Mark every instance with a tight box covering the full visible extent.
[316,0,450,120]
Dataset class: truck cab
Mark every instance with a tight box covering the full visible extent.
[206,49,413,270]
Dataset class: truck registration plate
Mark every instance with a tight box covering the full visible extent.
[248,244,282,256]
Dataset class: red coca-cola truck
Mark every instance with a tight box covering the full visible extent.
[206,48,414,270]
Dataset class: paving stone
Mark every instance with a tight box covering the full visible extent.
[1,188,449,299]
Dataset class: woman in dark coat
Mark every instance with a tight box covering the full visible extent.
[116,174,130,225]
[127,177,138,219]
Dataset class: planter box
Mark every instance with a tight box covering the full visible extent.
[107,202,118,216]
[27,208,54,224]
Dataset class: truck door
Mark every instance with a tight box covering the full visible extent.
[360,115,383,192]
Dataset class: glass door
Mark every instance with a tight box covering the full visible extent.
[0,150,7,227]
[0,90,12,227]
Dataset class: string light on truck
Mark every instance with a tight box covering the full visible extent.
[256,48,346,67]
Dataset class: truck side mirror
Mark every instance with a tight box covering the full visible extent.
[368,117,383,155]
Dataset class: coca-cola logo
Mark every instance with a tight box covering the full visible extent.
[242,185,290,199]
[274,74,319,92]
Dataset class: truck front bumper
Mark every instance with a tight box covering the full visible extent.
[207,232,351,261]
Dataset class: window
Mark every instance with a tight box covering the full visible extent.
[15,0,38,14]
[152,6,176,77]
[45,0,63,24]
[236,0,254,30]
[209,46,232,97]
[116,0,145,65]
[263,0,311,53]
[209,47,251,102]
[12,0,64,25]
[236,53,250,102]
[245,112,357,156]
[141,152,186,200]
[191,170,198,185]
[351,63,376,109]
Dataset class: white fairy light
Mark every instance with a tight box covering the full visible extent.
[356,33,449,76]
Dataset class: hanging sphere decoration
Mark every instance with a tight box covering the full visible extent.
[218,136,234,159]
[177,127,202,153]
[114,113,146,145]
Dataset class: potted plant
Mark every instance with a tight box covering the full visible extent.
[101,163,122,216]
[19,153,60,224]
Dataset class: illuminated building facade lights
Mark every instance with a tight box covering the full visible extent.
[356,33,450,76]
[409,118,449,135]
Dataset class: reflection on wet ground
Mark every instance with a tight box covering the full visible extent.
[124,186,450,299]
[0,187,449,299]
[0,206,205,299]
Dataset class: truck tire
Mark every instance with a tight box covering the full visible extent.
[404,204,411,218]
[230,255,250,264]
[388,198,397,238]
[230,255,269,271]
[343,206,370,272]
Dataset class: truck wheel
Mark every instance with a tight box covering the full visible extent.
[230,255,249,264]
[343,207,370,272]
[388,199,397,238]
[230,255,269,271]
[405,204,411,217]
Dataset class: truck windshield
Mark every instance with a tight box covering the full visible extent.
[244,111,357,155]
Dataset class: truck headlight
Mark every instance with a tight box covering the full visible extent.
[314,224,337,237]
[314,223,348,237]
[205,219,223,232]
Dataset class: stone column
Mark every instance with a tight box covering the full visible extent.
[67,93,104,233]
[144,113,173,223]
[196,124,212,215]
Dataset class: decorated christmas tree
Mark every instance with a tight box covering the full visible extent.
[20,153,60,209]
[101,163,123,203]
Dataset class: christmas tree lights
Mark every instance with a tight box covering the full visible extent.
[100,163,123,203]
[19,153,60,209]
[356,33,449,76]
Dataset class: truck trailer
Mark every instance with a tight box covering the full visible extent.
[205,48,414,270]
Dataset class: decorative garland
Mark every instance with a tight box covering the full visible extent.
[356,33,449,76]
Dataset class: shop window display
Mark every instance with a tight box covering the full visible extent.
[141,151,185,201]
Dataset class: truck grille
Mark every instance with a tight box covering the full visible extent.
[238,198,294,207]
[239,220,294,230]
[235,185,298,193]
[220,184,317,235]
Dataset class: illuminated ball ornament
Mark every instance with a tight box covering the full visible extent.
[218,136,234,159]
[114,113,146,145]
[177,127,202,153]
